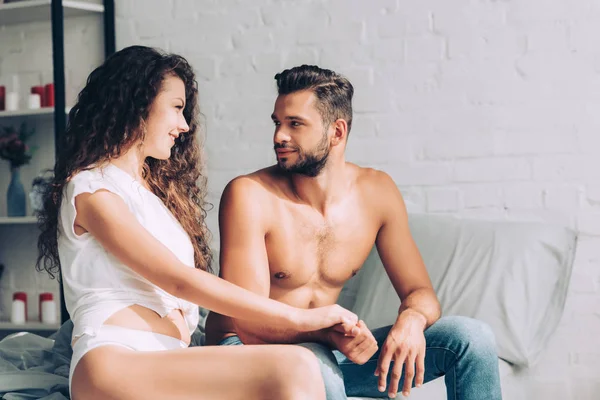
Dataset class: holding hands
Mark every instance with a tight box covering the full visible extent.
[295,305,429,398]
[327,320,378,365]
[294,304,359,334]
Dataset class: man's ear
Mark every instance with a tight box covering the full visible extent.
[331,119,348,146]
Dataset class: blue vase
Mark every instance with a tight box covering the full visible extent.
[7,167,26,217]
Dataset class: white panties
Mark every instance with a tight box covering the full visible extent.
[69,324,188,395]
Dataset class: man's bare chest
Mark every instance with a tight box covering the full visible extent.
[265,206,379,289]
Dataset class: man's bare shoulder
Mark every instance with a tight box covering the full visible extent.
[246,165,287,185]
[350,163,397,194]
[223,166,287,200]
[219,171,277,232]
[349,164,406,227]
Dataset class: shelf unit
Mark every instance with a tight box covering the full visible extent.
[0,0,103,25]
[0,108,70,118]
[0,321,60,331]
[0,216,38,224]
[0,0,115,331]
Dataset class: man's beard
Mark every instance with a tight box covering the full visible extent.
[276,134,330,178]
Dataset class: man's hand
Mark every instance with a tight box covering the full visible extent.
[375,310,427,398]
[327,320,378,365]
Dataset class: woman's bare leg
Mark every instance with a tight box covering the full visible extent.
[71,344,326,400]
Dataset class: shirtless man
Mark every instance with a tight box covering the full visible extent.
[205,65,502,400]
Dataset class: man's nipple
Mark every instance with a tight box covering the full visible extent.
[274,271,290,279]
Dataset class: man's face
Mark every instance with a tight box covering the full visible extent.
[271,90,331,177]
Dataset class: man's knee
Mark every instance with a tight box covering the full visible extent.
[434,316,498,362]
[440,316,496,345]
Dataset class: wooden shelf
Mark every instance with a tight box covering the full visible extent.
[0,108,52,118]
[0,216,38,224]
[0,107,70,119]
[0,0,103,26]
[0,321,60,331]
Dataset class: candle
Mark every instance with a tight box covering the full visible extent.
[44,83,54,107]
[11,292,27,324]
[31,86,45,107]
[28,93,41,109]
[5,92,18,111]
[0,86,5,111]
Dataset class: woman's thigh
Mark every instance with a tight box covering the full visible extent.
[72,343,326,400]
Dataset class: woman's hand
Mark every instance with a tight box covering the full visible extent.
[292,304,359,334]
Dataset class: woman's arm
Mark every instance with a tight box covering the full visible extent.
[74,189,357,332]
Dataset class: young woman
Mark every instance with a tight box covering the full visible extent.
[37,45,357,400]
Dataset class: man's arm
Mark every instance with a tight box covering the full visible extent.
[218,177,348,345]
[374,172,441,327]
[372,171,442,398]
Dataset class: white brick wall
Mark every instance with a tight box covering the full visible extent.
[112,1,599,398]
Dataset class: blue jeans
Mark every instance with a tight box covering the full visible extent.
[219,316,502,400]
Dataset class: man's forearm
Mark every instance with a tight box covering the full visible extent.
[398,287,441,329]
[234,321,331,345]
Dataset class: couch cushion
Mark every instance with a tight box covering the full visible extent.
[338,214,577,367]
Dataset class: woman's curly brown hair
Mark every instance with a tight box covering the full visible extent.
[36,45,213,279]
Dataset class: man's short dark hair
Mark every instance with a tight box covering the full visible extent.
[274,65,354,134]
